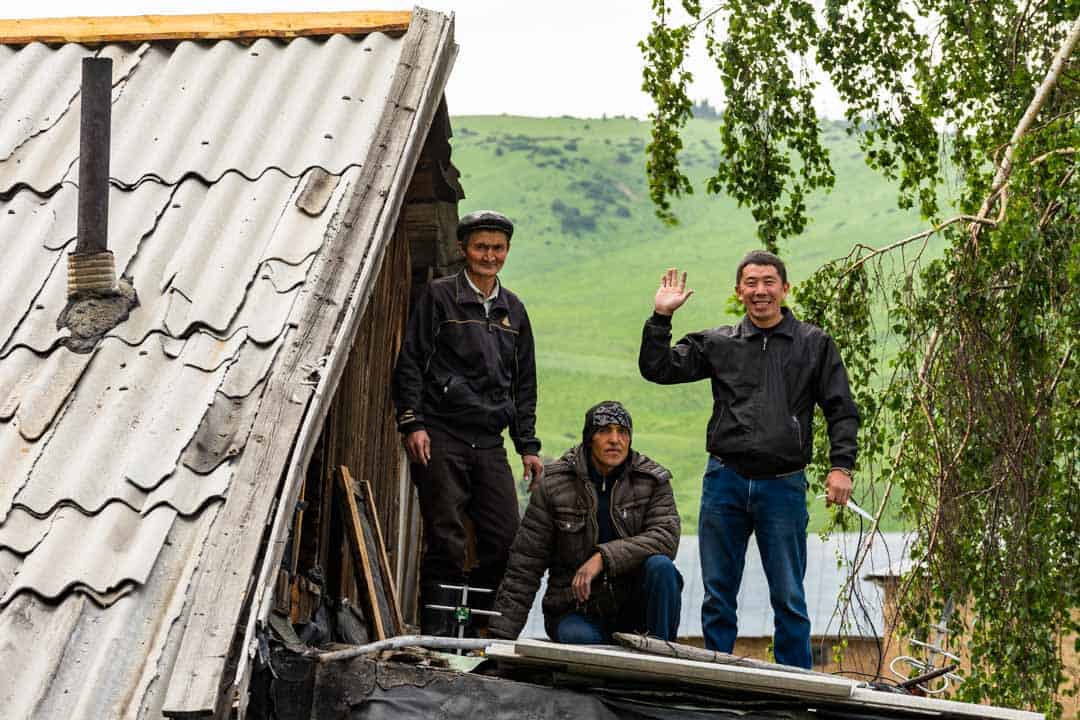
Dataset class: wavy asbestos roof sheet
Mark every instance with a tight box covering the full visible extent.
[0,8,454,717]
[0,32,401,195]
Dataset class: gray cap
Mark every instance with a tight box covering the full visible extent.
[457,210,514,242]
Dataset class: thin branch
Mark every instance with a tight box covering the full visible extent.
[844,216,996,277]
[1030,147,1077,164]
[687,4,725,32]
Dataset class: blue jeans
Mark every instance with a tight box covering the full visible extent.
[555,555,683,644]
[699,457,811,668]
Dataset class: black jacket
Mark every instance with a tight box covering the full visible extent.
[489,445,679,640]
[639,307,858,478]
[392,270,540,455]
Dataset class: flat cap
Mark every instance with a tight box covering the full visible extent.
[457,210,514,242]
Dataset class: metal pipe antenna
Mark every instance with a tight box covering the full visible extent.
[68,56,117,297]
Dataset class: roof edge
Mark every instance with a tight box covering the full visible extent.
[0,10,411,46]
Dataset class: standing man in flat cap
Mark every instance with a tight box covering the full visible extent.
[639,251,858,668]
[392,210,543,636]
[490,401,682,644]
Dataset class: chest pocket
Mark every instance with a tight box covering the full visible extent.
[555,512,585,533]
[614,495,650,536]
[439,319,490,370]
[554,511,588,558]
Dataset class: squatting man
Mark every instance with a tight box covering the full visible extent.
[489,401,682,644]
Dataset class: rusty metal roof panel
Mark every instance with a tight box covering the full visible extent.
[0,10,455,716]
[0,32,402,195]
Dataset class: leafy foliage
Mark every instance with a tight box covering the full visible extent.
[642,1,1080,714]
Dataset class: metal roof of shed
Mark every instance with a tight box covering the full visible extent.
[521,532,912,641]
[0,8,454,718]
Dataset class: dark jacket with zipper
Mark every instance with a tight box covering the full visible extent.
[392,270,540,455]
[639,307,858,479]
[488,445,680,640]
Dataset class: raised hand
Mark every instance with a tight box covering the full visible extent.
[654,267,694,316]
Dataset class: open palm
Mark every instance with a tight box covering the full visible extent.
[654,267,694,315]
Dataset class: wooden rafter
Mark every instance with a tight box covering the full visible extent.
[0,11,411,45]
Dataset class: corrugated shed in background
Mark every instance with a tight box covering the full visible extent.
[0,11,451,717]
[521,532,912,640]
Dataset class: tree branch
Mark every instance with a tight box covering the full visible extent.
[843,216,995,277]
[973,16,1080,232]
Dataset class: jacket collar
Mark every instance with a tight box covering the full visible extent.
[737,306,797,338]
[454,269,510,312]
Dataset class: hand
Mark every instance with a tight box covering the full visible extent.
[654,267,694,316]
[825,469,853,506]
[404,429,431,466]
[522,454,544,492]
[572,552,604,603]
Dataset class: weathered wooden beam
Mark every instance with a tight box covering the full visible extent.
[160,9,455,719]
[357,478,404,635]
[0,11,410,45]
[337,466,385,641]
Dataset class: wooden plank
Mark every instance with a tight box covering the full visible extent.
[847,688,1044,720]
[162,345,312,719]
[507,639,856,699]
[161,9,455,719]
[357,479,404,635]
[337,466,385,640]
[0,11,411,45]
[488,642,1042,720]
[613,632,823,676]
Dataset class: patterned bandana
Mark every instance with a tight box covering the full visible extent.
[582,401,633,447]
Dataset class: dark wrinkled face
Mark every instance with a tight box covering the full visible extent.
[736,263,789,328]
[590,423,630,475]
[460,229,510,282]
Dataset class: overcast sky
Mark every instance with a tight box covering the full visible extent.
[8,1,843,119]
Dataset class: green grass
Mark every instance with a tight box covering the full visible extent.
[450,115,929,533]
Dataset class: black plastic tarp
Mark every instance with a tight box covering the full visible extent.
[255,651,901,720]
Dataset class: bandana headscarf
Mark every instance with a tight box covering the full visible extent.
[582,401,633,448]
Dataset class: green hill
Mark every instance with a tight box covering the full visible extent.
[449,115,928,533]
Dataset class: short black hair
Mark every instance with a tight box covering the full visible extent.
[736,250,787,285]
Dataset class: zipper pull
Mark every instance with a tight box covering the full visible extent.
[602,477,606,493]
[763,335,768,352]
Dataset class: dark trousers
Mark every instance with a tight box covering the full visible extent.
[412,427,520,594]
[554,555,683,644]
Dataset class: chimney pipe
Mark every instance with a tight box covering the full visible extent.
[68,56,117,297]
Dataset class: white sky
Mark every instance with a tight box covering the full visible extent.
[7,1,844,119]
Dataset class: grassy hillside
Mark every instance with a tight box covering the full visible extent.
[449,115,929,533]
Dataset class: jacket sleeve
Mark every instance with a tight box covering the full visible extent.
[638,312,711,385]
[816,334,860,471]
[489,483,553,639]
[509,304,541,456]
[391,286,437,435]
[596,476,681,577]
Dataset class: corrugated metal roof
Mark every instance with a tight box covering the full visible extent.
[0,9,454,718]
[521,532,912,641]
